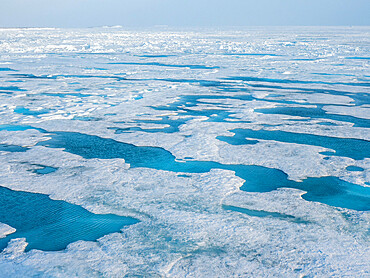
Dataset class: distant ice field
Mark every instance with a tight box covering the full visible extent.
[0,27,369,277]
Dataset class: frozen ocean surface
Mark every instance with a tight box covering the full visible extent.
[0,26,369,277]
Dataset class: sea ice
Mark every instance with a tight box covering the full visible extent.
[0,26,368,277]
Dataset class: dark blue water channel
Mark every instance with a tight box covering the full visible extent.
[36,131,370,211]
[0,186,138,252]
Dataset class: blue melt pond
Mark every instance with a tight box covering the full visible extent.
[73,116,101,121]
[346,166,364,172]
[0,124,40,132]
[0,68,17,72]
[0,86,25,92]
[217,128,370,160]
[0,144,29,153]
[223,205,308,224]
[0,186,139,252]
[36,131,370,211]
[109,62,219,70]
[31,165,58,175]
[110,94,252,135]
[255,106,370,128]
[14,106,50,116]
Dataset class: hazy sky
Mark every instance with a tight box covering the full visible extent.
[1,0,369,27]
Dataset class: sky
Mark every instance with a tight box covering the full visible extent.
[0,0,369,28]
